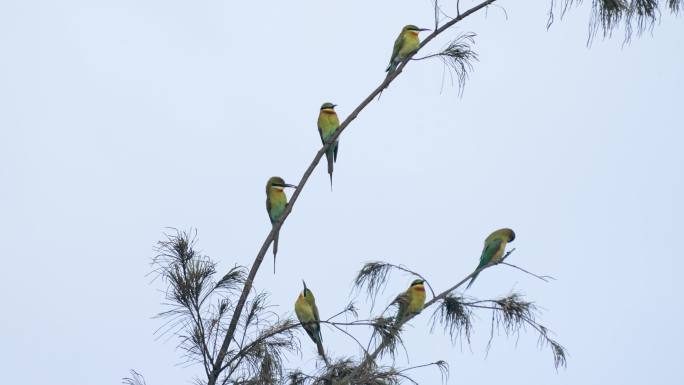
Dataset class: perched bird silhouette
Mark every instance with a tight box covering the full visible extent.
[265,176,296,273]
[317,102,340,190]
[294,280,327,361]
[394,279,427,324]
[386,25,430,74]
[466,228,516,289]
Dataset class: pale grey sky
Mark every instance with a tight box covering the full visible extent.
[1,1,682,384]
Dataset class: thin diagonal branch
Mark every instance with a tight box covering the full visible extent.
[206,1,497,383]
[500,262,556,282]
[330,323,371,358]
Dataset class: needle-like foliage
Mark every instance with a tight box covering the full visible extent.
[225,318,300,385]
[315,358,358,385]
[549,0,680,45]
[412,32,478,95]
[436,33,478,95]
[430,294,473,345]
[149,230,302,384]
[548,0,627,38]
[588,0,629,43]
[141,230,566,385]
[353,261,394,307]
[625,0,659,41]
[122,370,147,385]
[152,230,227,369]
[484,293,568,369]
[369,316,406,360]
[288,358,449,385]
[288,358,402,385]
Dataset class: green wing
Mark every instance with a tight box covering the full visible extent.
[312,303,322,341]
[266,197,273,223]
[389,32,404,63]
[312,302,320,323]
[318,123,325,145]
[478,238,503,269]
[394,291,410,321]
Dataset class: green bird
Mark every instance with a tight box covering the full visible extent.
[265,176,297,273]
[466,228,516,289]
[386,25,430,74]
[294,280,326,360]
[317,102,340,190]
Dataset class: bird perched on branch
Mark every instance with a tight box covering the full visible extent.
[294,280,327,361]
[386,25,430,74]
[466,228,516,289]
[317,102,340,190]
[394,279,427,324]
[265,176,297,273]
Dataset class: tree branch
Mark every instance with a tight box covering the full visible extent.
[500,262,556,282]
[206,1,497,383]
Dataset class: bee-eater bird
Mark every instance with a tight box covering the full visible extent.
[466,228,516,289]
[294,280,326,360]
[395,279,427,324]
[386,25,430,74]
[317,102,340,190]
[265,176,297,273]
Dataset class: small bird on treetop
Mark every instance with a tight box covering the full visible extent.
[317,102,340,190]
[265,176,297,273]
[294,280,327,361]
[394,279,427,324]
[466,228,516,289]
[386,25,430,74]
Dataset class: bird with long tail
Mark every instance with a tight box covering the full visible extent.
[317,102,340,190]
[295,280,328,364]
[466,228,516,289]
[265,176,296,273]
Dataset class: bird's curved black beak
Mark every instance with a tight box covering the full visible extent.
[332,104,338,108]
[418,28,431,32]
[302,280,307,294]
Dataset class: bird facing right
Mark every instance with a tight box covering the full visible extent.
[265,176,297,273]
[386,24,430,74]
[317,102,340,189]
[395,279,427,324]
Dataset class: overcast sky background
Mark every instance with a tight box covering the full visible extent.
[1,1,682,384]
